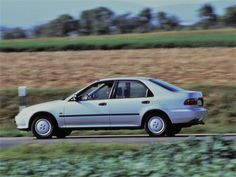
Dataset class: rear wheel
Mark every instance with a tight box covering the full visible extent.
[31,116,54,139]
[165,126,182,137]
[145,115,168,137]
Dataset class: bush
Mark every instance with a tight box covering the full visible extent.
[0,137,235,176]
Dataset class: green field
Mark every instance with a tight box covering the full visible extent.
[0,137,235,176]
[0,29,236,52]
[0,84,235,137]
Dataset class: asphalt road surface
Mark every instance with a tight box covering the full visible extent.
[0,134,236,149]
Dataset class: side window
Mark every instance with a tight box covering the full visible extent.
[94,85,112,100]
[115,80,153,98]
[79,81,114,100]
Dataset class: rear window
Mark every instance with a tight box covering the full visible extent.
[149,79,183,92]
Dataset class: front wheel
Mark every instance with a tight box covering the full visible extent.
[145,115,168,137]
[31,116,54,139]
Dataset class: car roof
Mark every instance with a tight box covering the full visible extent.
[99,77,152,82]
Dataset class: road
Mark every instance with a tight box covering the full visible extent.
[0,134,236,149]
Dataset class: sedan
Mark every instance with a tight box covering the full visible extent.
[15,77,207,139]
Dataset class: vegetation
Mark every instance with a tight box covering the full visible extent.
[0,29,236,52]
[0,137,235,176]
[198,4,218,29]
[2,4,236,39]
[223,6,236,27]
[2,28,27,40]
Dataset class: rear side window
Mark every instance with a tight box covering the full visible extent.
[149,79,183,92]
[115,80,153,98]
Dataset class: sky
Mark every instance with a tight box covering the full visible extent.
[0,0,235,28]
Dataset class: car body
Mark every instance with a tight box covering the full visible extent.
[15,77,207,138]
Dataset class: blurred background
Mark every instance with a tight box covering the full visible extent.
[0,1,236,176]
[0,0,235,136]
[0,0,236,38]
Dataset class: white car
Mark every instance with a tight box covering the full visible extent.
[15,77,207,139]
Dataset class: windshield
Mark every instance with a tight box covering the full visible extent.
[149,79,183,92]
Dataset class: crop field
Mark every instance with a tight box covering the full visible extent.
[0,48,235,87]
[0,48,235,136]
[0,29,236,52]
[0,137,235,176]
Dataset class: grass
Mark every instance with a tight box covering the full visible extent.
[0,137,235,176]
[0,143,141,160]
[0,29,236,52]
[0,84,235,137]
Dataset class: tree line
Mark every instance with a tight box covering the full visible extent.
[2,4,236,39]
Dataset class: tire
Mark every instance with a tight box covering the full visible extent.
[144,114,168,137]
[31,116,55,139]
[165,126,182,137]
[56,129,72,138]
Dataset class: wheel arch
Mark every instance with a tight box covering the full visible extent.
[29,111,58,130]
[141,109,172,128]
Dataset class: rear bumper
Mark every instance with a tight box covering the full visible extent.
[174,119,205,127]
[168,107,207,125]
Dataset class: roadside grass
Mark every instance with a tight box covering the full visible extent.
[0,84,235,137]
[0,29,236,52]
[0,137,235,176]
[0,143,141,160]
[0,124,31,137]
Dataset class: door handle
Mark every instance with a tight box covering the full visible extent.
[142,100,150,104]
[98,102,107,106]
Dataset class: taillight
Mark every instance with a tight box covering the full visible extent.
[184,98,203,106]
[184,98,198,105]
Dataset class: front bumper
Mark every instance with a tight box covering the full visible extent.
[168,107,208,125]
[15,114,29,130]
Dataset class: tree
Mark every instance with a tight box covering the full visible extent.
[79,10,94,35]
[79,7,114,35]
[93,7,114,34]
[157,12,168,29]
[136,8,153,32]
[112,13,143,34]
[33,24,49,37]
[34,14,78,37]
[63,20,79,35]
[198,4,217,29]
[222,5,236,27]
[3,28,27,39]
[48,14,75,36]
[165,15,180,30]
[112,13,132,33]
[157,12,180,30]
[139,8,152,23]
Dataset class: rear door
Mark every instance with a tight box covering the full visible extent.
[108,80,153,127]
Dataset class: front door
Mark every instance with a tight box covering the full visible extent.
[63,81,114,128]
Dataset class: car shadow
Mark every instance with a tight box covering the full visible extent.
[58,135,190,139]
